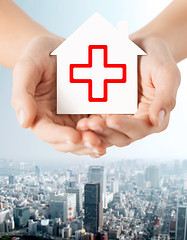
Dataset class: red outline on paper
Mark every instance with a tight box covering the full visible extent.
[70,45,127,102]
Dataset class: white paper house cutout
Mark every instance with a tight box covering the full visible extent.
[51,13,146,114]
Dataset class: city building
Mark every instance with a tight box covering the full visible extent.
[50,193,76,222]
[0,210,14,232]
[66,187,83,215]
[69,218,83,234]
[9,175,15,184]
[88,166,106,194]
[62,226,72,239]
[35,166,40,178]
[176,204,187,240]
[13,206,30,228]
[84,183,103,233]
[145,165,160,188]
[108,227,121,239]
[110,177,119,193]
[82,233,94,240]
[28,219,37,235]
[135,172,145,188]
[75,229,85,240]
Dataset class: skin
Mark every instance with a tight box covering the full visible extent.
[0,0,186,157]
[0,0,106,157]
[12,36,107,157]
[77,37,181,147]
[77,0,187,148]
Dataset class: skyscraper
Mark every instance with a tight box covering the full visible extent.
[88,166,106,194]
[176,204,187,240]
[145,165,160,188]
[9,175,15,184]
[35,166,40,178]
[135,172,145,188]
[50,193,76,222]
[84,183,103,233]
[66,187,83,215]
[110,177,119,193]
[13,206,30,228]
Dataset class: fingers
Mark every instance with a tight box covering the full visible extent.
[12,58,41,128]
[50,142,82,153]
[77,131,107,156]
[81,130,102,148]
[105,115,154,140]
[31,117,81,144]
[73,142,106,157]
[77,116,105,132]
[77,116,131,147]
[50,135,106,157]
[50,141,106,157]
[149,62,181,126]
[32,117,106,157]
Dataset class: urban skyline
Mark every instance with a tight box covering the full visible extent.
[0,158,186,239]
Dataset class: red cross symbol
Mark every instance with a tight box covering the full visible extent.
[70,45,127,102]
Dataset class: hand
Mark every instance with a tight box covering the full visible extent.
[11,36,106,157]
[77,37,181,147]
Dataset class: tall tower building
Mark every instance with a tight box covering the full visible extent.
[66,187,83,215]
[50,193,76,222]
[9,175,15,184]
[13,206,30,228]
[110,177,119,193]
[84,183,103,233]
[176,204,187,240]
[35,166,40,178]
[145,165,160,188]
[88,166,106,193]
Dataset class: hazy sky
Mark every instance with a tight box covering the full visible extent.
[1,0,187,167]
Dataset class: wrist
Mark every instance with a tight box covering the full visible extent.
[20,29,63,52]
[130,30,178,62]
[12,32,64,70]
[130,30,164,51]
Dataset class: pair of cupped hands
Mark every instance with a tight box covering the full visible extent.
[11,35,180,158]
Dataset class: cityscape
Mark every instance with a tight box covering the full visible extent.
[0,158,186,240]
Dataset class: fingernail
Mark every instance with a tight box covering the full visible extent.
[158,110,165,126]
[94,153,102,158]
[84,142,93,148]
[93,149,102,154]
[18,110,25,126]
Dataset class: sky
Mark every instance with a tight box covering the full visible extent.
[1,0,187,167]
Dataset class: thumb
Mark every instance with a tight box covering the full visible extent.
[12,59,40,128]
[149,64,181,127]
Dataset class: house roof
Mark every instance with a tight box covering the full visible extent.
[51,13,146,56]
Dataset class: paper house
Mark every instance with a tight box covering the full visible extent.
[51,13,146,114]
